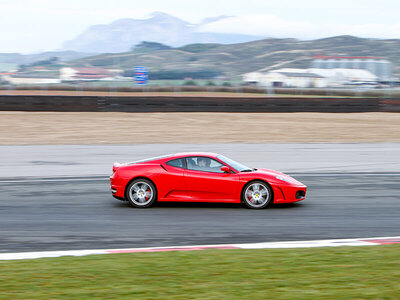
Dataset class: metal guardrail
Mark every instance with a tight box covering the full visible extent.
[1,85,400,98]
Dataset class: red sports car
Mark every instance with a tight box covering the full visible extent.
[110,152,306,209]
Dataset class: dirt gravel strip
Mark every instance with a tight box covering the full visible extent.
[0,236,399,260]
[1,112,399,145]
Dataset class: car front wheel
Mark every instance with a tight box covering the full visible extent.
[242,181,273,209]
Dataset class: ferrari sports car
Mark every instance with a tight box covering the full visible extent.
[110,152,306,209]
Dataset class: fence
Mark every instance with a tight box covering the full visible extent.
[1,85,400,98]
[0,95,398,112]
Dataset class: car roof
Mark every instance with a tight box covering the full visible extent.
[172,152,219,158]
[129,152,221,165]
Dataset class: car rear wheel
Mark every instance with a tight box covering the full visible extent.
[242,181,273,209]
[126,179,157,208]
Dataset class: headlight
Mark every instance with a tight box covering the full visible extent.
[276,175,291,182]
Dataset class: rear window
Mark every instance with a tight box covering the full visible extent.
[166,158,185,169]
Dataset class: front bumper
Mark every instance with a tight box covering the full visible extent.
[273,185,307,203]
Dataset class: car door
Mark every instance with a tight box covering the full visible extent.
[183,156,239,202]
[157,158,189,201]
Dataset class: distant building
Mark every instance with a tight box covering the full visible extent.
[308,68,378,87]
[242,72,265,86]
[32,66,50,71]
[268,71,326,88]
[311,56,393,81]
[0,72,16,77]
[60,67,117,82]
[2,73,60,85]
[243,68,378,88]
[244,69,327,88]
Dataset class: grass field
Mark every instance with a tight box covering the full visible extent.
[0,245,399,299]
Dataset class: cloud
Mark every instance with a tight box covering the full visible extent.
[197,14,400,40]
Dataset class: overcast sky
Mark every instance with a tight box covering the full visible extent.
[2,0,400,53]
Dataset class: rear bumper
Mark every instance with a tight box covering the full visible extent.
[110,183,125,197]
[110,174,126,199]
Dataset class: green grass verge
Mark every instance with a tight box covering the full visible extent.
[0,245,399,299]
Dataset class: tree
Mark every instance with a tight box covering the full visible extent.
[131,41,172,52]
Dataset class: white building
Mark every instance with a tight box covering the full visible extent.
[311,56,393,81]
[60,67,116,82]
[242,72,265,85]
[2,74,60,85]
[243,68,378,88]
[308,68,378,87]
[244,68,327,88]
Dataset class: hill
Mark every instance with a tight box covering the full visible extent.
[62,12,262,53]
[70,35,400,78]
[0,51,93,66]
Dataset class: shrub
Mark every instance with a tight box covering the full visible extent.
[183,80,197,86]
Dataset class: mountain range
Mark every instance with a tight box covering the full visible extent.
[62,12,262,53]
[1,13,399,79]
[71,35,400,78]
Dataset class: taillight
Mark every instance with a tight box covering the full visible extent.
[112,162,121,173]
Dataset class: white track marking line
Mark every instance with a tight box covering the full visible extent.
[0,250,108,260]
[0,236,399,261]
[0,178,107,183]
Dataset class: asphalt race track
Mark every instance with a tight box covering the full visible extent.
[2,143,400,178]
[0,173,399,252]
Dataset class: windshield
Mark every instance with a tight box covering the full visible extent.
[217,155,251,172]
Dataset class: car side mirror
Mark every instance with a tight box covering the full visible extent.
[221,166,231,173]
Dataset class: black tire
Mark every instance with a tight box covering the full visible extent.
[126,179,157,208]
[242,180,273,209]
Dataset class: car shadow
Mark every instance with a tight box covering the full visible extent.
[270,203,305,209]
[110,198,303,210]
[155,202,243,209]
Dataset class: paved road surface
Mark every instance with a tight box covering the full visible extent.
[1,143,399,178]
[0,173,399,252]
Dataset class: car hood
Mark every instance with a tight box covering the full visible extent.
[242,168,305,186]
[254,168,286,176]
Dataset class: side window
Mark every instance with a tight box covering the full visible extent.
[166,158,184,169]
[185,157,225,173]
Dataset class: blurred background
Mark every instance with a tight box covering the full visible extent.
[1,0,400,261]
[1,0,400,92]
[1,1,400,298]
[1,0,399,145]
